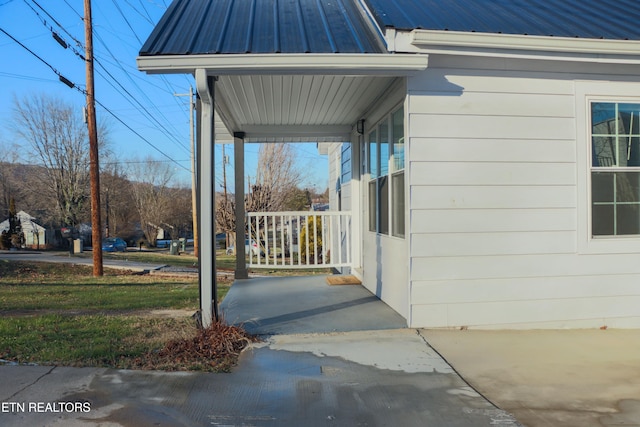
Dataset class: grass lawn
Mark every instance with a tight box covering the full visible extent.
[0,260,242,371]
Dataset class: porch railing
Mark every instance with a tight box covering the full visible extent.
[246,211,351,269]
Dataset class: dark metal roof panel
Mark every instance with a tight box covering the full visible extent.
[363,0,640,40]
[140,0,386,56]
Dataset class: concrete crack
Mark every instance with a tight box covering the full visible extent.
[415,330,502,409]
[2,365,57,402]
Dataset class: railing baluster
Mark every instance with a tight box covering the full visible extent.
[337,213,342,266]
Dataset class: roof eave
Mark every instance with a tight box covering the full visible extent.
[409,30,640,63]
[137,53,428,75]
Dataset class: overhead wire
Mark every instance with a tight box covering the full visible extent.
[0,26,77,89]
[90,17,190,150]
[101,0,193,125]
[0,25,189,173]
[36,0,191,154]
[94,31,189,152]
[6,1,195,173]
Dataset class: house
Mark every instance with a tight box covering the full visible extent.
[0,210,48,249]
[138,0,640,329]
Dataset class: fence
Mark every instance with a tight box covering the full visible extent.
[246,211,351,269]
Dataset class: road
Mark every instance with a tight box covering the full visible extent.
[0,250,166,272]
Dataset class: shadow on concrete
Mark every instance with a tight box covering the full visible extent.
[220,275,407,335]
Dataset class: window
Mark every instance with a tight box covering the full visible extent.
[340,143,352,183]
[591,102,640,236]
[368,130,378,232]
[367,106,405,237]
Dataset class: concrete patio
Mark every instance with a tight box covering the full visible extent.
[220,274,407,335]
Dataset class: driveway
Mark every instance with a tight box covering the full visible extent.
[422,329,640,427]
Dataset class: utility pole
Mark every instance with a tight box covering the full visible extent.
[174,86,198,257]
[84,0,103,276]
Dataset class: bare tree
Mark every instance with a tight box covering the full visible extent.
[216,143,304,251]
[128,157,174,247]
[11,93,109,228]
[251,143,303,212]
[101,158,137,241]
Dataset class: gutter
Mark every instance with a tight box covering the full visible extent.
[408,30,640,64]
[137,53,428,75]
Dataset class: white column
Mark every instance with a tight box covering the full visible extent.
[234,132,248,279]
[351,131,362,272]
[195,69,216,327]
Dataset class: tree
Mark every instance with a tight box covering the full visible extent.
[0,197,24,250]
[101,159,136,241]
[0,140,28,221]
[216,143,305,252]
[128,157,175,247]
[282,186,311,211]
[11,93,109,228]
[250,143,303,212]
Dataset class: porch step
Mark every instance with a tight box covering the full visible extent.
[326,275,362,286]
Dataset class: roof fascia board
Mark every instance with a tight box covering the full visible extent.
[407,30,640,63]
[137,53,428,75]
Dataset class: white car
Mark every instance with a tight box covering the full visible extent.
[226,239,260,256]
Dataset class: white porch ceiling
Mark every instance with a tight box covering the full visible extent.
[214,74,397,142]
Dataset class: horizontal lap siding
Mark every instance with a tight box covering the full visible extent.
[408,66,588,328]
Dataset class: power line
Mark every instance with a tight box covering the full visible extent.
[0,71,56,82]
[0,26,77,89]
[96,1,191,129]
[95,98,190,172]
[24,0,190,154]
[91,28,189,150]
[0,26,188,172]
[27,0,84,49]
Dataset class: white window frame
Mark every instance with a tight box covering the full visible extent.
[577,81,640,254]
[366,104,405,239]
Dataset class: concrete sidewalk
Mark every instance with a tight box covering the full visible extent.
[423,329,640,427]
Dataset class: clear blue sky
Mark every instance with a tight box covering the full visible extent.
[0,0,328,191]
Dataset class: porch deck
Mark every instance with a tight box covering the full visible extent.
[220,275,407,335]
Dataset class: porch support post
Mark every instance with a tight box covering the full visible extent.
[234,132,248,279]
[351,131,362,272]
[195,69,217,327]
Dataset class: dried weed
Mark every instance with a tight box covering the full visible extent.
[131,319,259,372]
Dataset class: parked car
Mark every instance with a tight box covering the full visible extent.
[102,237,127,252]
[226,238,261,256]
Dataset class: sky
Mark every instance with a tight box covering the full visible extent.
[0,0,328,192]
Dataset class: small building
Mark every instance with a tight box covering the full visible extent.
[139,0,640,329]
[0,210,48,249]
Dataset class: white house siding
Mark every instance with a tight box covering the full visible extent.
[407,55,640,329]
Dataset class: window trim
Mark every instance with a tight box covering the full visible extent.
[366,104,405,238]
[577,81,640,254]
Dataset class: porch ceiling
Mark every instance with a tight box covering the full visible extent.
[214,74,397,142]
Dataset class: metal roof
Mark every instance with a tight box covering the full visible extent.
[140,0,385,56]
[363,0,640,40]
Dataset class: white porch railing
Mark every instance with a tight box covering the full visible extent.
[246,211,351,269]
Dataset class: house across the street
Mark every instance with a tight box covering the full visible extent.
[139,0,640,329]
[0,210,49,249]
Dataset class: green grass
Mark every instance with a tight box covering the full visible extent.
[0,261,233,370]
[0,251,326,370]
[0,260,199,312]
[0,314,189,367]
